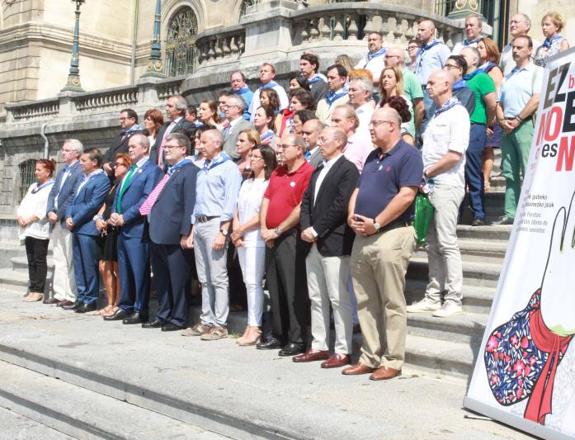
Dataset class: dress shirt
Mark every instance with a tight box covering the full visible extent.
[313,154,342,204]
[415,39,451,85]
[54,160,78,210]
[422,99,469,187]
[343,129,374,172]
[355,102,375,131]
[192,152,242,224]
[500,39,541,75]
[355,49,387,85]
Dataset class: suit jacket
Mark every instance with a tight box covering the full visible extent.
[300,155,359,257]
[103,128,144,166]
[112,159,163,239]
[222,118,251,160]
[148,162,199,245]
[150,118,197,165]
[46,161,84,225]
[66,171,111,236]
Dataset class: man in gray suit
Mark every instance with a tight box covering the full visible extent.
[222,95,252,161]
[45,139,84,307]
[302,119,325,169]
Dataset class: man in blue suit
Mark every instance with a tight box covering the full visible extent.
[65,148,111,313]
[45,139,84,307]
[142,132,199,331]
[104,134,162,324]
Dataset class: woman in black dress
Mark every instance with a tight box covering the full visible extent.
[95,153,131,316]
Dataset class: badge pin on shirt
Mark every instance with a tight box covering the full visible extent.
[290,181,296,188]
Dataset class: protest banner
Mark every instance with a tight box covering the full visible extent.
[465,47,575,440]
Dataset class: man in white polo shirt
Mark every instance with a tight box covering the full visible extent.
[407,70,470,318]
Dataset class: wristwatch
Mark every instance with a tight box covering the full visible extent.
[373,220,381,232]
[274,226,282,236]
[220,228,229,237]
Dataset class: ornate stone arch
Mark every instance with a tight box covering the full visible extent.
[163,0,206,33]
[164,5,199,77]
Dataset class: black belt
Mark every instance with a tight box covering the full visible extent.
[196,215,219,223]
[375,220,411,234]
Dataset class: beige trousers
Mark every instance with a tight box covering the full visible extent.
[51,222,76,302]
[351,226,416,370]
[306,245,353,354]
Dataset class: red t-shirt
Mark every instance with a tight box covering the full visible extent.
[264,161,313,228]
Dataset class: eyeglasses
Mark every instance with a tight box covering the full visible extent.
[278,144,298,150]
[369,120,395,127]
[164,144,182,150]
[249,154,264,160]
[407,45,419,50]
[444,63,461,70]
[385,54,401,59]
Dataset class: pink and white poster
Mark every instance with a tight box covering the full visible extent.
[465,47,575,440]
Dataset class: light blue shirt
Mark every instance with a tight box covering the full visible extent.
[192,152,242,224]
[499,62,543,118]
[415,40,451,85]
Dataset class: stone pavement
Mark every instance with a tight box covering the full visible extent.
[0,289,534,440]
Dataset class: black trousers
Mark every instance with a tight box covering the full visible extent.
[25,237,49,293]
[265,230,310,345]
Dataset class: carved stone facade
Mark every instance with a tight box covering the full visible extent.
[0,0,573,217]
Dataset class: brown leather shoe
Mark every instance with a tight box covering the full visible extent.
[369,366,401,381]
[321,353,351,369]
[292,349,329,363]
[341,363,374,376]
[44,297,60,305]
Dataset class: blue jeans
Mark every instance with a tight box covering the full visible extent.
[72,233,100,305]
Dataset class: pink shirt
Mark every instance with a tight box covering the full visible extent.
[343,129,374,172]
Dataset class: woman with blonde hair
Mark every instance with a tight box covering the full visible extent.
[378,66,415,139]
[534,12,570,67]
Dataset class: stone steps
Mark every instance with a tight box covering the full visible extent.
[0,360,225,440]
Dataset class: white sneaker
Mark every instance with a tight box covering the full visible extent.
[406,298,441,313]
[432,302,462,318]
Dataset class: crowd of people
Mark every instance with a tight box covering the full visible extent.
[16,12,570,381]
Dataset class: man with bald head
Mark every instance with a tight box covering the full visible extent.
[500,13,540,75]
[415,19,450,108]
[343,107,423,380]
[301,119,325,168]
[258,133,314,356]
[187,128,242,340]
[295,127,359,368]
[407,70,470,318]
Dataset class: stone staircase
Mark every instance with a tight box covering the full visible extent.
[0,154,509,380]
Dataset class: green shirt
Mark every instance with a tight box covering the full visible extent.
[465,71,496,124]
[402,68,423,136]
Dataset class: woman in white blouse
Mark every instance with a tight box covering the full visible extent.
[232,145,277,346]
[17,159,56,302]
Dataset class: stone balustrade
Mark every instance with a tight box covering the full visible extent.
[290,3,459,48]
[74,87,139,112]
[3,78,186,124]
[7,98,60,121]
[195,25,246,66]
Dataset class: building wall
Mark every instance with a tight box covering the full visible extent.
[517,0,575,45]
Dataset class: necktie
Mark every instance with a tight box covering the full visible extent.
[116,164,137,213]
[139,173,170,216]
[203,159,211,172]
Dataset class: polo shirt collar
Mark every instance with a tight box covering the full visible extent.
[377,140,402,158]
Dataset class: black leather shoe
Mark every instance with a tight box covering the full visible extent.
[62,301,82,311]
[122,312,147,325]
[161,323,185,332]
[44,297,60,305]
[75,303,97,314]
[256,337,283,350]
[103,309,131,321]
[278,343,305,357]
[142,319,164,329]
